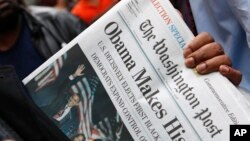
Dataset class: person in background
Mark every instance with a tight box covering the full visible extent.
[190,0,250,96]
[37,0,77,10]
[50,94,81,124]
[0,118,22,141]
[71,133,85,141]
[55,0,76,10]
[0,0,87,140]
[71,0,119,25]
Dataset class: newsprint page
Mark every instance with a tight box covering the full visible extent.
[23,0,250,140]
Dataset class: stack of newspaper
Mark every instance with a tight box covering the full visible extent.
[23,0,250,140]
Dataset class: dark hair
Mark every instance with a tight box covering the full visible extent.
[37,0,57,7]
[19,0,27,9]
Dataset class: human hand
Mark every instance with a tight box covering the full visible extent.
[183,32,242,86]
[73,64,85,77]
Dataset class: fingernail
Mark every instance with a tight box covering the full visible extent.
[183,48,192,58]
[185,57,195,67]
[220,65,230,74]
[196,62,207,73]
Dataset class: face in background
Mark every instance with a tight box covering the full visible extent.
[0,0,24,33]
[0,0,21,20]
[68,94,80,107]
[73,134,84,141]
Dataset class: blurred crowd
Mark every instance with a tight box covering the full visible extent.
[0,1,119,141]
[31,0,119,24]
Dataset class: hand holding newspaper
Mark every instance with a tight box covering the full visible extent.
[23,0,250,140]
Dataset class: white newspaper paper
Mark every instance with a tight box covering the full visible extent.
[23,0,250,140]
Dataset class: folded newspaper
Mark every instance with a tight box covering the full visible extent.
[23,0,250,140]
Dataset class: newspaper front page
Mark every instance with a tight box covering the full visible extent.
[23,0,250,140]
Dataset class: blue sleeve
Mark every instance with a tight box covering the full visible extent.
[227,0,250,49]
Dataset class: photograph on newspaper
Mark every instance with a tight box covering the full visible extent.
[25,43,133,141]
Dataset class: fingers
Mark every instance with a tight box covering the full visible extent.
[183,32,229,74]
[78,64,85,70]
[184,32,214,58]
[219,65,242,86]
[184,42,224,68]
[195,55,232,74]
[75,64,85,76]
[183,32,242,86]
[77,64,85,73]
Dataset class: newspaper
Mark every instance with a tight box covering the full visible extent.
[23,0,250,140]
